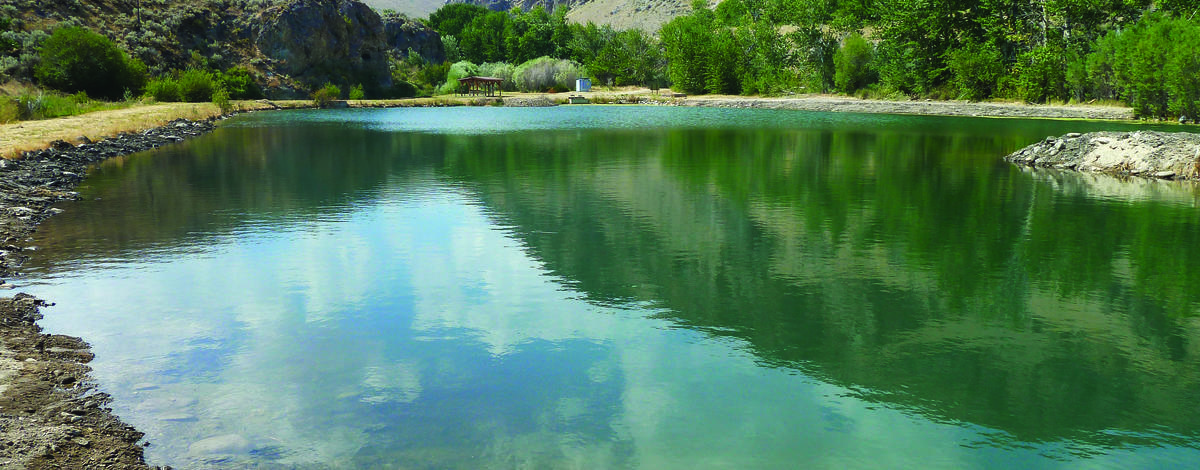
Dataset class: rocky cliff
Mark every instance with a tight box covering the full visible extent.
[381,12,445,63]
[255,0,393,95]
[1006,131,1200,180]
[0,0,445,97]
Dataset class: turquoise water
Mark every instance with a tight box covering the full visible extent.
[17,106,1200,468]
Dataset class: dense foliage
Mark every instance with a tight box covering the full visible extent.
[653,0,1200,116]
[426,4,664,90]
[33,27,147,100]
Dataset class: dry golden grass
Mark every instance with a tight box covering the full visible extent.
[0,101,289,159]
[0,96,491,159]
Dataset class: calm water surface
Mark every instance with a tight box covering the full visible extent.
[16,107,1200,468]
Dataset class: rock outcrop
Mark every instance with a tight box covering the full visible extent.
[4,0,427,97]
[255,0,393,96]
[381,12,445,64]
[1005,131,1200,180]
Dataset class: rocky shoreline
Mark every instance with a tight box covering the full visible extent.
[0,117,221,469]
[1006,131,1200,180]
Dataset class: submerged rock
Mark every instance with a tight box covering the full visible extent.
[189,434,251,455]
[1005,131,1200,180]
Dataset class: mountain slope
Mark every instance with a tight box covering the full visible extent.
[361,0,696,31]
[360,0,445,18]
[0,0,443,97]
[564,0,692,31]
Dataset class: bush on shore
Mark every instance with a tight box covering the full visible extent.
[33,27,147,100]
[312,82,341,107]
[948,42,1004,101]
[833,33,875,94]
[513,56,584,93]
[438,60,480,95]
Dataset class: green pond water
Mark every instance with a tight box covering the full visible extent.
[17,106,1200,468]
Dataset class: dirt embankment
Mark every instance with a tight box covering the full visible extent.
[1006,131,1200,180]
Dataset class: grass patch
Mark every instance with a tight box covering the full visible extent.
[0,83,139,123]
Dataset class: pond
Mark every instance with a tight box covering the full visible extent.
[16,106,1200,468]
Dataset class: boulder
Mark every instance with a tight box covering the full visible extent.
[381,13,445,64]
[254,0,392,96]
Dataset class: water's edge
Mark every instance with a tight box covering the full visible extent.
[0,116,224,469]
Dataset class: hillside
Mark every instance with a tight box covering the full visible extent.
[362,0,695,31]
[564,0,692,31]
[0,0,444,98]
[362,0,444,18]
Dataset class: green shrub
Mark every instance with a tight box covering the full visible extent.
[0,97,17,123]
[390,80,418,98]
[312,82,341,107]
[212,86,232,114]
[478,62,516,91]
[1089,15,1200,118]
[513,56,584,93]
[348,84,365,100]
[215,67,261,100]
[438,60,480,95]
[178,68,216,102]
[833,33,876,94]
[34,27,147,100]
[414,62,449,95]
[1013,45,1068,103]
[873,39,923,96]
[947,42,1004,101]
[16,92,45,120]
[145,77,182,102]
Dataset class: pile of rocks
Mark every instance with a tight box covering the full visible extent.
[1005,131,1200,180]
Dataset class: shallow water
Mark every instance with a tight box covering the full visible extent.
[16,106,1200,468]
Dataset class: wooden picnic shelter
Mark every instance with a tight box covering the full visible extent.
[457,76,504,97]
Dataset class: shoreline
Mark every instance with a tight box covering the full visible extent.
[0,92,1185,467]
[0,93,1159,158]
[0,116,223,469]
[674,95,1137,121]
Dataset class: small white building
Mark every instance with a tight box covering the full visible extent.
[576,78,592,92]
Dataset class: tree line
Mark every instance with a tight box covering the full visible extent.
[657,0,1200,118]
[415,3,665,93]
[424,0,1200,119]
[5,0,1199,120]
